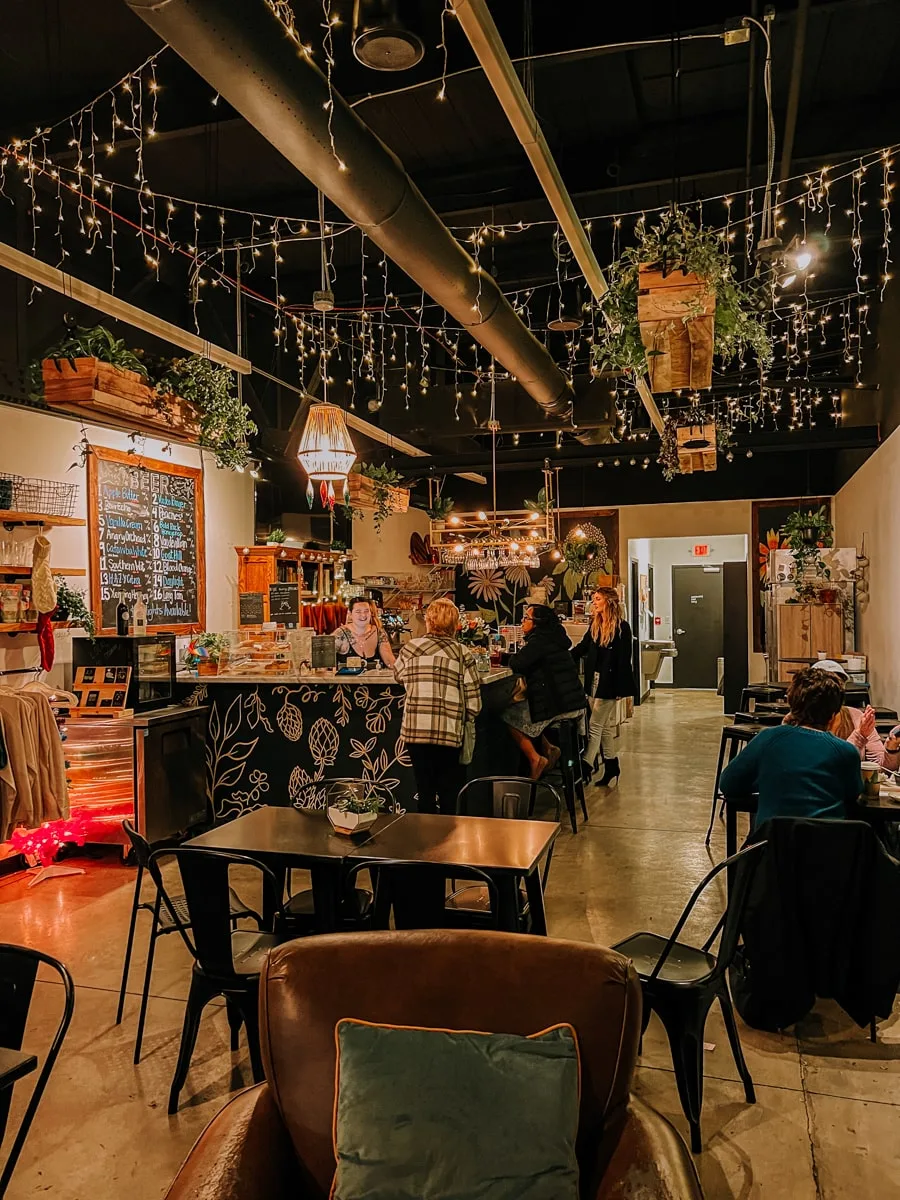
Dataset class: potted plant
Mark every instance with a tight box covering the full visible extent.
[326,786,382,836]
[154,356,256,471]
[780,506,834,581]
[184,631,229,675]
[53,578,96,639]
[592,208,773,393]
[347,463,409,532]
[267,527,287,546]
[426,494,455,526]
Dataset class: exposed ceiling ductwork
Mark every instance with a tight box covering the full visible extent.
[123,0,573,420]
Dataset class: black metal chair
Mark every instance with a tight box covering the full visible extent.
[116,820,260,1064]
[0,945,75,1197]
[612,841,767,1154]
[147,847,287,1114]
[546,717,588,833]
[739,683,787,712]
[447,776,561,931]
[345,859,501,931]
[707,724,760,845]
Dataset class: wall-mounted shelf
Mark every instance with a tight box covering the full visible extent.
[0,510,86,528]
[0,620,73,634]
[0,566,86,576]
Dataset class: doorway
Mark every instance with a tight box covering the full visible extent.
[672,565,724,689]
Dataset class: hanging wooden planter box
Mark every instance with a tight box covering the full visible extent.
[676,422,717,474]
[41,357,200,442]
[347,473,409,514]
[637,267,716,392]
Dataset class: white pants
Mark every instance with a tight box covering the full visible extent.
[585,698,617,762]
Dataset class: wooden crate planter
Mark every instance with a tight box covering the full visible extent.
[676,422,717,474]
[637,267,715,392]
[41,358,199,442]
[347,473,409,514]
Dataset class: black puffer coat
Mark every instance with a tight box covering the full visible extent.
[508,622,587,723]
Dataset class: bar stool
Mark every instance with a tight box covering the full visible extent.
[733,710,782,728]
[843,682,871,708]
[739,683,787,713]
[706,724,762,845]
[547,718,588,834]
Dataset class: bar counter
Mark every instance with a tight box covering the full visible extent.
[176,668,511,820]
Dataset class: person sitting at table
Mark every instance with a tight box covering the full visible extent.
[721,666,863,824]
[501,605,587,781]
[333,597,395,668]
[801,660,900,770]
[394,598,482,815]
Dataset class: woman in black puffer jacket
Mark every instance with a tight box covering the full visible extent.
[502,604,587,780]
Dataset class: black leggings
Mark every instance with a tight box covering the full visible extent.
[407,743,463,815]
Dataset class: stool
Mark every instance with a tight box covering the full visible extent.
[734,710,781,727]
[706,724,762,845]
[739,683,787,713]
[843,683,870,708]
[548,718,588,834]
[873,707,898,721]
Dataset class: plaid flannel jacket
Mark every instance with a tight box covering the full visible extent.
[394,635,483,747]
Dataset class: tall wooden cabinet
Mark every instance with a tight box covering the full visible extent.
[235,546,345,622]
[776,602,844,665]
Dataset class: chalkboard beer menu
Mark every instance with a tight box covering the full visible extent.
[88,446,206,633]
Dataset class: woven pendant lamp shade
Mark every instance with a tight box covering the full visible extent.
[297,402,356,481]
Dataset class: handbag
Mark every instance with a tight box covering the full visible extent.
[459,719,476,765]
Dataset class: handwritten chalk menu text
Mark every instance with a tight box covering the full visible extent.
[88,447,205,632]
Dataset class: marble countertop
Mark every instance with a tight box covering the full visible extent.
[179,668,511,686]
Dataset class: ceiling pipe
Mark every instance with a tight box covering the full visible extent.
[450,0,664,435]
[779,0,811,181]
[122,0,572,420]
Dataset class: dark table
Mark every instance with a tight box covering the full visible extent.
[0,1047,37,1094]
[722,791,900,858]
[349,812,558,934]
[185,806,404,931]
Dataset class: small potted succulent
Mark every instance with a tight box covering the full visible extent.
[326,783,382,836]
[266,527,287,546]
[184,632,229,676]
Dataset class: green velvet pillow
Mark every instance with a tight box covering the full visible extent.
[331,1019,580,1200]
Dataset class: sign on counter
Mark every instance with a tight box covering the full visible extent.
[269,582,299,628]
[239,591,265,625]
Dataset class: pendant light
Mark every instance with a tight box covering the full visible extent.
[297,403,356,482]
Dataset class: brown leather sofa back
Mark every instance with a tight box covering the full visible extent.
[260,930,642,1198]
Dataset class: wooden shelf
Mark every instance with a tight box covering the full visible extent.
[0,510,86,528]
[0,566,86,576]
[0,620,73,634]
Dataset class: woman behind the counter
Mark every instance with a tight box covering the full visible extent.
[333,597,395,668]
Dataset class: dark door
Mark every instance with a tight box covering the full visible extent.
[672,565,724,689]
[630,558,641,705]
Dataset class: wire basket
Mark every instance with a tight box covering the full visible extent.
[0,473,22,510]
[7,476,79,517]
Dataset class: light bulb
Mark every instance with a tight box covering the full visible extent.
[449,515,460,525]
[477,510,487,521]
[509,542,519,551]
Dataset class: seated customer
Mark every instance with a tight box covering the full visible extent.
[807,660,900,769]
[721,667,862,824]
[502,605,587,780]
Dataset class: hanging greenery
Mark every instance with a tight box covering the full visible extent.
[155,356,257,471]
[554,524,612,599]
[53,577,95,639]
[780,506,834,579]
[426,494,455,521]
[657,416,680,482]
[591,209,773,377]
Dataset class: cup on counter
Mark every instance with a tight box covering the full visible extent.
[861,762,881,800]
[816,650,828,660]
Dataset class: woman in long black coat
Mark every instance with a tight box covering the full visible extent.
[503,604,587,780]
[572,587,636,786]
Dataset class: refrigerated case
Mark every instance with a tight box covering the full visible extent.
[73,634,176,711]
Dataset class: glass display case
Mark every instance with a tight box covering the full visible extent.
[73,634,176,711]
[217,628,297,676]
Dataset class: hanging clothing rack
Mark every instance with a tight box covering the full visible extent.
[0,667,41,677]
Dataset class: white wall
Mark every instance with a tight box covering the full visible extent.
[633,534,748,683]
[351,505,431,578]
[834,425,900,709]
[0,405,254,680]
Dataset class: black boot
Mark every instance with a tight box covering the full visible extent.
[581,751,600,782]
[598,757,620,787]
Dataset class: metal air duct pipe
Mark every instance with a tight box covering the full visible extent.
[123,0,572,419]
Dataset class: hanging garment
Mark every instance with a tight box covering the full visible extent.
[0,690,69,842]
[31,536,58,614]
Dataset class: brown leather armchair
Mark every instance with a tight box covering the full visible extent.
[164,931,702,1200]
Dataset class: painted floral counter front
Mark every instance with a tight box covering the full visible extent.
[176,670,510,822]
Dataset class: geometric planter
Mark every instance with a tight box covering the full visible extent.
[41,357,199,442]
[637,266,716,392]
[676,422,717,474]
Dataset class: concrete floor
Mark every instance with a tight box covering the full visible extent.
[2,689,899,1198]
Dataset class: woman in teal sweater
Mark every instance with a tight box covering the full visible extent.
[720,668,863,824]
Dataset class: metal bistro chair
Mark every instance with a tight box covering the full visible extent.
[447,776,561,932]
[345,859,501,932]
[0,945,75,1197]
[612,841,767,1153]
[707,724,760,845]
[546,716,588,834]
[147,847,287,1114]
[117,820,261,1064]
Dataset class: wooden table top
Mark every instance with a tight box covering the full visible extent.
[185,805,403,862]
[349,812,558,874]
[0,1047,37,1092]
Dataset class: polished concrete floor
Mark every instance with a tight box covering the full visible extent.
[2,690,899,1198]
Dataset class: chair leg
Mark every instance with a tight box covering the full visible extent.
[870,1018,877,1043]
[706,734,728,845]
[226,998,243,1052]
[651,990,714,1155]
[133,895,161,1065]
[719,986,756,1104]
[116,866,143,1026]
[234,990,265,1083]
[168,975,215,1114]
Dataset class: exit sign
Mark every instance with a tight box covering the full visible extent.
[693,544,710,558]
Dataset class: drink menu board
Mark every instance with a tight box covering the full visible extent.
[88,446,206,633]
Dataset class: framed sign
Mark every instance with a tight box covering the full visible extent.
[268,582,299,628]
[88,445,206,634]
[751,497,831,652]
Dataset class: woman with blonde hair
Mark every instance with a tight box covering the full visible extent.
[394,598,482,813]
[572,587,636,786]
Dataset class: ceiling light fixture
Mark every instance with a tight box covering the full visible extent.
[352,0,425,71]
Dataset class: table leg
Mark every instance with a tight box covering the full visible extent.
[264,863,287,931]
[726,801,738,860]
[310,863,341,933]
[523,870,547,936]
[495,876,521,933]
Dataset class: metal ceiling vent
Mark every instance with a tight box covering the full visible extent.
[352,0,424,71]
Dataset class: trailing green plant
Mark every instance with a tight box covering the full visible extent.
[53,578,95,639]
[358,462,404,532]
[426,494,455,521]
[31,325,149,396]
[657,416,680,481]
[155,356,257,471]
[553,524,612,599]
[780,506,834,579]
[267,527,287,544]
[591,208,773,378]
